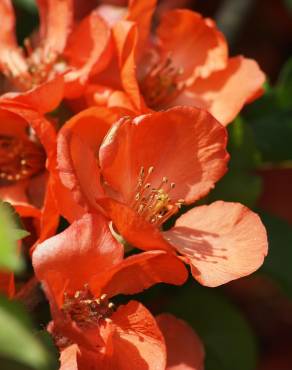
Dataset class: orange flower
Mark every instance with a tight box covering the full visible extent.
[87,1,265,125]
[0,0,112,98]
[55,106,268,287]
[0,85,60,248]
[33,213,188,369]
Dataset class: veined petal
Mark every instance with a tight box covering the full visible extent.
[32,213,123,305]
[157,9,228,82]
[183,57,266,125]
[90,247,188,298]
[100,106,228,205]
[106,301,166,370]
[164,201,268,287]
[156,314,205,370]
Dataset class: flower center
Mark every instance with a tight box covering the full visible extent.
[140,56,184,108]
[62,286,114,328]
[0,135,46,183]
[131,166,184,227]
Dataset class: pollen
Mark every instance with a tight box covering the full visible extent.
[131,166,184,227]
[140,56,184,108]
[62,286,115,327]
[0,135,46,183]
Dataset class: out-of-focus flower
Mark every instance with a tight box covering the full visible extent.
[85,1,265,125]
[33,213,188,369]
[56,106,268,287]
[0,0,112,98]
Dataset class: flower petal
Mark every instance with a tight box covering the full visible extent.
[113,20,144,110]
[36,0,73,59]
[164,201,268,287]
[156,313,205,370]
[60,344,79,370]
[64,10,113,98]
[182,57,266,125]
[32,213,123,305]
[106,301,166,370]
[100,106,228,205]
[90,246,188,298]
[0,0,28,79]
[157,9,228,82]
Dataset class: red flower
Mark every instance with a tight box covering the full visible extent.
[0,0,112,98]
[33,213,188,369]
[87,1,265,125]
[55,106,268,287]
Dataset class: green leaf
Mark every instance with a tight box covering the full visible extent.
[0,296,51,370]
[12,0,37,13]
[168,283,258,370]
[0,203,27,272]
[259,212,292,298]
[207,171,262,208]
[276,58,292,109]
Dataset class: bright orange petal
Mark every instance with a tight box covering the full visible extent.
[107,301,166,370]
[113,20,144,110]
[182,57,266,125]
[0,0,28,80]
[90,247,188,297]
[100,107,228,205]
[126,0,157,56]
[164,201,268,287]
[36,0,73,59]
[32,213,123,305]
[157,9,228,82]
[64,10,113,98]
[156,313,205,370]
[56,108,119,219]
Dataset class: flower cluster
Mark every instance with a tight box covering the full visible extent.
[0,1,268,369]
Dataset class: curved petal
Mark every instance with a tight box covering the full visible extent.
[60,344,79,370]
[0,0,28,79]
[157,9,228,82]
[36,0,73,59]
[107,301,166,370]
[164,201,268,287]
[0,272,15,298]
[156,313,205,370]
[90,246,188,298]
[64,10,113,98]
[32,213,123,305]
[100,106,229,205]
[182,57,266,125]
[113,20,144,110]
[97,198,173,252]
[126,0,157,57]
[56,107,119,219]
[4,75,65,113]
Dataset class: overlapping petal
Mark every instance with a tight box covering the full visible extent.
[156,314,205,370]
[164,201,268,287]
[99,106,229,205]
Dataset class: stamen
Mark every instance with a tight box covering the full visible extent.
[63,286,115,328]
[140,56,184,107]
[131,166,185,227]
[0,135,45,183]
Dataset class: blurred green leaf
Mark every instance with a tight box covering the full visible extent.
[208,171,262,208]
[260,212,292,298]
[0,203,28,272]
[0,296,53,370]
[13,0,37,13]
[168,283,258,370]
[276,58,292,109]
[206,117,262,207]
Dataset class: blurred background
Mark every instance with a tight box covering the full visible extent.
[4,1,292,369]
